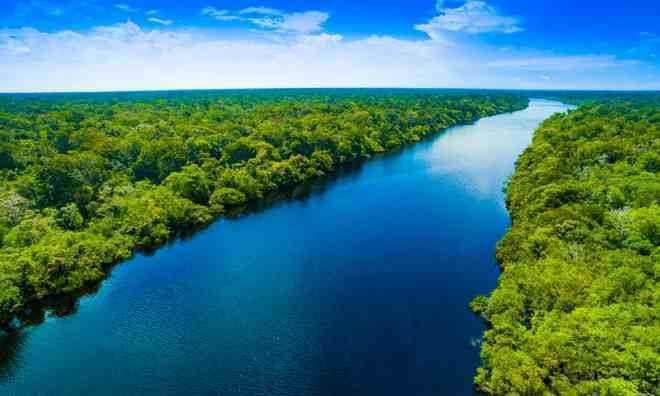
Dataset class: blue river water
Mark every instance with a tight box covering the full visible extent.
[0,99,571,395]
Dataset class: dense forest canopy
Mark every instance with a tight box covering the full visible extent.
[2,88,657,395]
[471,97,660,395]
[0,89,528,329]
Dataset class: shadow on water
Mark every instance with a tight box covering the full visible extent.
[0,332,27,384]
[0,281,107,382]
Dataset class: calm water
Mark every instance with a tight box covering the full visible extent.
[0,99,571,395]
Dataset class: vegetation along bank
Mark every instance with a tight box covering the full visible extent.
[471,96,659,395]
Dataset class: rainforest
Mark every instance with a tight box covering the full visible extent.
[0,90,528,328]
[1,1,660,394]
[0,88,658,395]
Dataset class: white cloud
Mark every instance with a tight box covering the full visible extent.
[146,10,159,16]
[201,7,226,18]
[276,11,329,34]
[201,6,329,34]
[0,22,451,92]
[201,7,241,21]
[416,1,522,39]
[485,55,640,71]
[1,36,32,55]
[0,21,655,92]
[238,7,283,16]
[115,3,136,13]
[148,17,173,26]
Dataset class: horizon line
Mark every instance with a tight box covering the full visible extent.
[1,86,659,95]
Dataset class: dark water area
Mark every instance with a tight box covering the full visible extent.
[0,99,571,395]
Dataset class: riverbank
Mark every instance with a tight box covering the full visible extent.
[472,97,659,395]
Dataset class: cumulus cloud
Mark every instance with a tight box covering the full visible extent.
[276,11,329,34]
[1,36,32,55]
[201,6,329,34]
[416,1,522,40]
[0,21,452,92]
[0,21,654,92]
[148,17,173,26]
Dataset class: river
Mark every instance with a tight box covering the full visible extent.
[0,99,571,395]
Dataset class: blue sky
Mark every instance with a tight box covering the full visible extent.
[0,0,659,92]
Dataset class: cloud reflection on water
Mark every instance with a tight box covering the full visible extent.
[421,99,573,204]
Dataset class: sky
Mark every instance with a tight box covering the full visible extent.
[0,0,659,92]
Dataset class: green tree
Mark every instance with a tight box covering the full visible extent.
[57,203,84,230]
[209,187,247,207]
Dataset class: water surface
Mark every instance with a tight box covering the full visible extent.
[0,99,571,395]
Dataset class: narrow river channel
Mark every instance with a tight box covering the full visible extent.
[0,99,572,395]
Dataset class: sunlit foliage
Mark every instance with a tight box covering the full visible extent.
[473,97,660,395]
